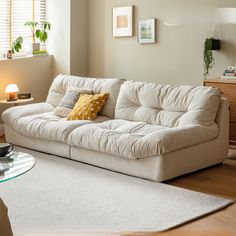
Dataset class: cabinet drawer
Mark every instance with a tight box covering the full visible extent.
[204,82,236,102]
[230,103,236,122]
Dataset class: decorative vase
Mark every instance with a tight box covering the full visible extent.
[211,39,221,51]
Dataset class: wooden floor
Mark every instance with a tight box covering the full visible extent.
[1,136,236,236]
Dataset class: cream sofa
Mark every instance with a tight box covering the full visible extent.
[2,75,229,182]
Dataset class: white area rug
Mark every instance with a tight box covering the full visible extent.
[0,147,233,233]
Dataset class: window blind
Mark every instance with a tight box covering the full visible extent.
[0,0,46,54]
[0,0,10,53]
[35,0,46,23]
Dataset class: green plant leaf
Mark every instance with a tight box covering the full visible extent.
[203,38,215,78]
[18,36,23,43]
[36,30,40,38]
[12,36,24,54]
[42,31,48,43]
[24,21,30,26]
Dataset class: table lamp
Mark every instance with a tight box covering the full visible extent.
[5,84,19,101]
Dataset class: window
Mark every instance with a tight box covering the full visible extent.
[0,0,10,52]
[0,0,46,54]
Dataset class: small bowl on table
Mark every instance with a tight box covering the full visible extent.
[0,143,14,158]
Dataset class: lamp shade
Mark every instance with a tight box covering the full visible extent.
[5,84,19,93]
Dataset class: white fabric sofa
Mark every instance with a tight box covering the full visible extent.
[2,75,229,182]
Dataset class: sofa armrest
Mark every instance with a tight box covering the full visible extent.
[2,102,55,128]
[147,124,219,155]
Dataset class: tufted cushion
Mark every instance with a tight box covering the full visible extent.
[46,74,125,118]
[115,81,221,127]
[68,119,218,159]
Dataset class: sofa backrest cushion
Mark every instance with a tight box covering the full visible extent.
[46,74,125,118]
[115,80,221,127]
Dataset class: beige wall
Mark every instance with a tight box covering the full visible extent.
[70,0,89,76]
[47,0,71,77]
[0,56,52,125]
[88,0,236,85]
[47,0,88,77]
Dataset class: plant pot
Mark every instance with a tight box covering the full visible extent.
[211,39,220,51]
[32,43,40,52]
[7,50,13,59]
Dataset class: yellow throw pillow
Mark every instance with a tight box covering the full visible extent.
[67,93,109,121]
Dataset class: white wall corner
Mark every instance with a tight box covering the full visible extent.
[0,124,4,137]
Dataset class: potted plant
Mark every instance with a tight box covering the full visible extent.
[203,37,221,78]
[36,21,51,44]
[24,21,51,52]
[12,36,24,54]
[6,36,24,59]
[204,38,218,79]
[24,21,40,51]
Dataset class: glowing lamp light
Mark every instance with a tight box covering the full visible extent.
[5,84,19,101]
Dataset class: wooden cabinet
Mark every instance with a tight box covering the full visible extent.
[204,78,236,143]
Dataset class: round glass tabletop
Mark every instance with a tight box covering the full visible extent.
[0,152,36,183]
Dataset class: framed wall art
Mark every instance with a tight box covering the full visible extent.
[112,6,134,37]
[138,19,156,44]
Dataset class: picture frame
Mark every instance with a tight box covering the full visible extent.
[138,19,156,44]
[112,6,134,37]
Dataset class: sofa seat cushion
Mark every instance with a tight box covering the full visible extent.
[2,103,110,143]
[2,102,55,128]
[68,119,219,159]
[15,113,110,142]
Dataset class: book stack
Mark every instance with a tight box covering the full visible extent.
[221,66,236,79]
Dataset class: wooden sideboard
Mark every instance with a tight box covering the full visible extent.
[204,78,236,143]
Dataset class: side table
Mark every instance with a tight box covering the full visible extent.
[0,98,34,106]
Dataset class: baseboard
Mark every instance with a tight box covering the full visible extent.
[0,124,4,136]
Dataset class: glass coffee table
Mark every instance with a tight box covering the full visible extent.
[0,152,36,183]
